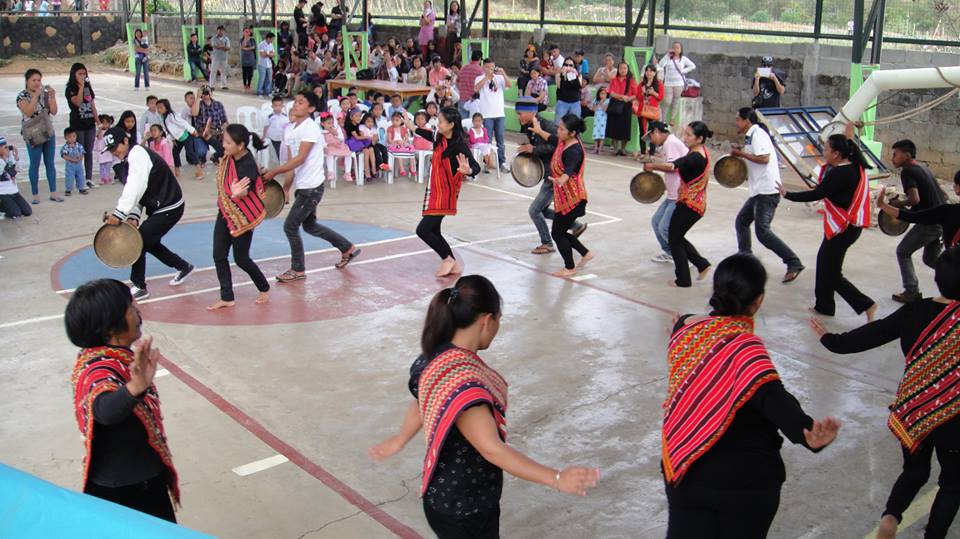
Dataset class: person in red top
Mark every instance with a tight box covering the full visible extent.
[411,107,481,277]
[457,50,484,120]
[635,64,664,158]
[782,125,877,320]
[528,113,595,277]
[606,61,638,156]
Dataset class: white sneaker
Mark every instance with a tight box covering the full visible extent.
[130,286,150,300]
[651,252,674,264]
[86,180,99,189]
[169,263,195,286]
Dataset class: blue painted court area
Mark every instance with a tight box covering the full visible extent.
[54,219,411,291]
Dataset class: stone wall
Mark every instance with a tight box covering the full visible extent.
[152,16,256,65]
[0,14,123,59]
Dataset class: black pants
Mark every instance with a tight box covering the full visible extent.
[76,127,96,184]
[271,140,282,160]
[84,473,176,523]
[665,481,780,539]
[417,215,453,260]
[884,417,960,539]
[207,135,225,164]
[668,204,711,287]
[551,201,588,270]
[172,136,199,169]
[213,214,270,301]
[424,501,500,539]
[131,205,190,290]
[242,65,254,88]
[0,193,32,217]
[373,143,388,167]
[283,185,353,272]
[813,226,874,316]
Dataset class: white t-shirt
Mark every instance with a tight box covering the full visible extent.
[553,54,565,71]
[265,112,289,142]
[474,74,506,119]
[744,124,780,197]
[258,41,275,68]
[284,119,326,189]
[178,106,193,123]
[658,133,688,200]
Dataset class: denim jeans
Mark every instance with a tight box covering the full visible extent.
[283,185,353,272]
[528,178,582,246]
[135,56,150,88]
[26,135,57,196]
[735,194,803,271]
[257,65,273,96]
[482,116,506,167]
[188,59,209,82]
[555,100,581,120]
[896,223,943,294]
[457,102,470,122]
[651,199,676,254]
[64,162,85,191]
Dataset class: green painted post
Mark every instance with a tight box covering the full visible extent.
[251,27,276,92]
[125,22,151,74]
[460,38,489,65]
[623,46,653,154]
[181,25,205,82]
[850,63,883,161]
[343,31,370,82]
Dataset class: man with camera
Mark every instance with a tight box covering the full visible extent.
[751,55,786,109]
[474,58,511,173]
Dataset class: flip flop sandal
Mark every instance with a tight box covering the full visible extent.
[335,247,362,268]
[531,245,554,254]
[276,270,306,283]
[782,267,804,284]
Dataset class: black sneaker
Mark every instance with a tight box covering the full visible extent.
[130,286,150,300]
[169,263,195,286]
[64,190,72,196]
[78,189,89,195]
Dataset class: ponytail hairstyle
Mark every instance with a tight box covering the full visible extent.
[421,275,502,358]
[827,134,873,170]
[558,113,586,139]
[225,123,268,152]
[935,247,960,300]
[708,254,767,317]
[687,121,713,145]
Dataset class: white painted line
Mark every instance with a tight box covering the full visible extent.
[0,313,66,330]
[465,182,624,222]
[155,368,171,378]
[231,454,289,477]
[570,273,597,281]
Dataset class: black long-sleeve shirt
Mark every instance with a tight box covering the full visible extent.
[546,134,584,176]
[415,129,481,178]
[88,385,165,487]
[521,115,557,166]
[670,316,818,491]
[820,298,950,357]
[784,163,860,208]
[899,204,960,248]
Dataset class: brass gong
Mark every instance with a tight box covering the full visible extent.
[511,154,545,188]
[262,179,286,219]
[93,222,143,269]
[714,155,748,188]
[878,210,910,237]
[629,172,666,204]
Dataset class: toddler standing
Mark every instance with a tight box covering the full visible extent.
[61,127,87,196]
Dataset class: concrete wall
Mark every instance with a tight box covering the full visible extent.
[152,16,257,65]
[0,14,123,58]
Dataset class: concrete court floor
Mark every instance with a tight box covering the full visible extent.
[0,71,954,539]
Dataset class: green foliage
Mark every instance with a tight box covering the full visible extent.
[147,0,176,15]
[749,9,771,23]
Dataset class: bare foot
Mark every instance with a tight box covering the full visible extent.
[552,268,577,278]
[435,258,456,277]
[207,300,235,311]
[876,514,897,539]
[577,251,595,268]
[255,291,269,304]
[450,259,464,275]
[697,265,712,281]
[865,303,878,322]
[195,167,204,180]
[667,280,678,287]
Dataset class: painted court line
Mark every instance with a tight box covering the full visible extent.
[232,454,290,477]
[570,273,597,281]
[155,368,171,378]
[156,353,422,539]
[466,183,624,222]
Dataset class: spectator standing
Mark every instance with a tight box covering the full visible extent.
[635,64,664,157]
[294,0,309,50]
[752,55,786,109]
[655,41,696,128]
[418,0,436,60]
[444,1,461,64]
[606,61,637,156]
[328,0,346,41]
[592,53,617,85]
[65,62,99,190]
[61,127,86,195]
[186,33,208,82]
[474,58,511,173]
[517,45,538,97]
[277,22,294,62]
[240,27,256,94]
[17,69,61,204]
[132,29,150,90]
[457,49,484,120]
[555,58,584,119]
[257,33,276,97]
[211,26,231,90]
[647,122,688,263]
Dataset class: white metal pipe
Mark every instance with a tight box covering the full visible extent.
[822,66,960,141]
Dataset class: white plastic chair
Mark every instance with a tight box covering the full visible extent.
[387,149,417,184]
[416,150,432,184]
[472,146,500,180]
[284,100,294,116]
[259,101,273,120]
[235,106,261,131]
[352,153,365,186]
[326,99,342,118]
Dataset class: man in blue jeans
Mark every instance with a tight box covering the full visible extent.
[515,98,586,254]
[645,122,688,263]
[474,58,511,174]
[731,108,803,283]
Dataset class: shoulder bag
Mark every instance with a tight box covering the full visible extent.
[672,58,701,98]
[21,88,55,147]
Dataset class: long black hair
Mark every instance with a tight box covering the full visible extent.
[225,123,268,152]
[116,110,138,145]
[936,247,960,300]
[65,279,134,348]
[827,134,873,170]
[708,254,767,317]
[438,106,467,154]
[737,107,770,135]
[421,275,502,358]
[688,121,713,145]
[66,62,88,94]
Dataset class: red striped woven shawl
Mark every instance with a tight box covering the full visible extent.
[72,346,180,506]
[550,138,588,216]
[677,149,710,217]
[662,316,779,486]
[217,156,266,237]
[889,301,960,453]
[418,347,508,496]
[422,137,464,216]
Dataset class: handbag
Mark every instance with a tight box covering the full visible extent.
[640,103,661,120]
[672,57,701,98]
[607,99,626,116]
[21,88,55,147]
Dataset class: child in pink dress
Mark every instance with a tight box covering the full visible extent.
[94,114,114,184]
[411,111,434,151]
[320,112,354,182]
[386,112,414,177]
[468,112,495,173]
[146,124,175,169]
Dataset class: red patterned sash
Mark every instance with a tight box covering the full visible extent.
[72,346,180,505]
[889,301,960,453]
[821,165,871,239]
[662,316,779,486]
[418,347,508,496]
[422,137,464,216]
[677,150,710,216]
[217,156,266,237]
[550,138,588,216]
